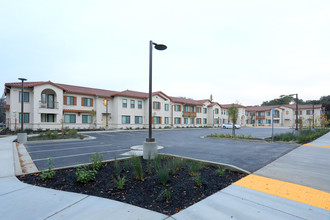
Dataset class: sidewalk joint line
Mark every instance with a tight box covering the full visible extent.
[44,195,89,219]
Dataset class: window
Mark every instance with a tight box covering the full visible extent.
[41,114,55,122]
[203,118,207,124]
[153,102,160,110]
[306,110,313,115]
[175,117,181,124]
[122,115,130,124]
[267,119,271,124]
[82,98,92,107]
[197,107,201,113]
[135,116,143,124]
[215,118,219,124]
[122,99,127,108]
[138,101,142,109]
[82,115,92,124]
[165,104,169,111]
[175,105,181,111]
[197,118,201,124]
[66,96,75,105]
[266,111,270,116]
[190,118,194,124]
[295,110,302,115]
[215,109,219,114]
[184,106,189,112]
[64,114,76,123]
[130,100,135,108]
[258,119,263,124]
[257,112,264,116]
[19,113,29,123]
[153,116,161,124]
[203,108,207,114]
[184,118,188,124]
[165,117,169,124]
[19,92,29,102]
[190,106,195,112]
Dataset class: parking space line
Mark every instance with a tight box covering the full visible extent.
[33,148,130,162]
[26,141,92,148]
[28,144,113,153]
[234,174,330,210]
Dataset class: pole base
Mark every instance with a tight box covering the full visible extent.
[143,141,158,159]
[146,138,155,142]
[17,133,27,144]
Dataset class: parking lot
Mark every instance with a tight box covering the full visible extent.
[25,127,298,172]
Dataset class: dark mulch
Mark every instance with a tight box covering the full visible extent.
[18,156,246,215]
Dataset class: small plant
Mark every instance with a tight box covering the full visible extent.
[168,157,183,174]
[123,160,130,172]
[187,161,205,176]
[153,155,162,171]
[113,175,126,190]
[225,134,231,138]
[45,130,52,138]
[91,152,103,170]
[217,166,226,176]
[157,164,169,185]
[68,129,78,136]
[114,155,121,176]
[194,173,202,186]
[131,155,144,181]
[50,130,58,139]
[41,158,55,180]
[157,188,171,202]
[76,165,97,184]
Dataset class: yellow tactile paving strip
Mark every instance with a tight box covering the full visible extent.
[234,174,330,210]
[304,144,330,148]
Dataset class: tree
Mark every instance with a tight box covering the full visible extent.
[0,94,6,123]
[228,105,238,137]
[261,95,304,106]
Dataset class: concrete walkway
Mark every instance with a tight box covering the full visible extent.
[1,132,330,219]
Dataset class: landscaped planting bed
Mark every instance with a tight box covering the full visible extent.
[18,155,246,215]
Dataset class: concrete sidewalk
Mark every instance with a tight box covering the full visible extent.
[1,132,330,219]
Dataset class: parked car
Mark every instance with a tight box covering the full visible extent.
[222,123,240,129]
[0,123,5,128]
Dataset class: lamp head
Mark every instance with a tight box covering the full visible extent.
[153,43,167,51]
[18,78,27,81]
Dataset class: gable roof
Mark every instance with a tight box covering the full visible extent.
[246,104,323,112]
[169,96,203,106]
[220,104,246,109]
[5,81,119,98]
[112,90,149,99]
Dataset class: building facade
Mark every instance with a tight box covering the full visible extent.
[4,81,245,131]
[4,81,323,131]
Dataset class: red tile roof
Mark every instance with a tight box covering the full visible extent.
[169,97,203,106]
[5,81,118,98]
[246,104,323,111]
[282,104,323,110]
[220,104,246,109]
[113,90,149,99]
[207,102,221,107]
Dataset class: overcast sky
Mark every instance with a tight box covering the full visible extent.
[1,1,329,105]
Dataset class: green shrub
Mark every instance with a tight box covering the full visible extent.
[68,129,78,136]
[114,157,121,176]
[153,155,162,171]
[41,158,55,180]
[50,130,58,139]
[225,134,231,138]
[194,173,202,186]
[168,157,183,174]
[187,161,205,176]
[157,188,171,202]
[91,152,103,170]
[131,155,144,181]
[217,166,226,176]
[123,160,130,172]
[113,175,126,190]
[157,164,169,185]
[76,165,97,184]
[45,130,52,138]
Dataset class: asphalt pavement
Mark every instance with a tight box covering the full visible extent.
[25,127,297,172]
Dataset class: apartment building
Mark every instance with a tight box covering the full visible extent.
[4,81,245,131]
[245,104,323,128]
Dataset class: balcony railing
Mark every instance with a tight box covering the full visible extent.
[39,101,58,109]
[183,112,196,117]
[274,114,280,118]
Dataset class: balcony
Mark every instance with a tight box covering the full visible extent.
[183,112,196,117]
[256,116,265,120]
[39,101,59,109]
[274,114,280,118]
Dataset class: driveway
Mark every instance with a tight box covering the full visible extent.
[25,127,298,172]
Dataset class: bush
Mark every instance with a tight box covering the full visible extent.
[50,131,58,139]
[76,165,97,184]
[68,129,78,136]
[113,175,126,190]
[194,173,202,186]
[217,166,226,176]
[131,156,144,181]
[157,164,169,185]
[187,161,205,176]
[91,152,103,170]
[41,158,55,180]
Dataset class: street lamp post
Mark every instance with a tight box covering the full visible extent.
[18,78,27,143]
[143,40,167,159]
[289,94,299,131]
